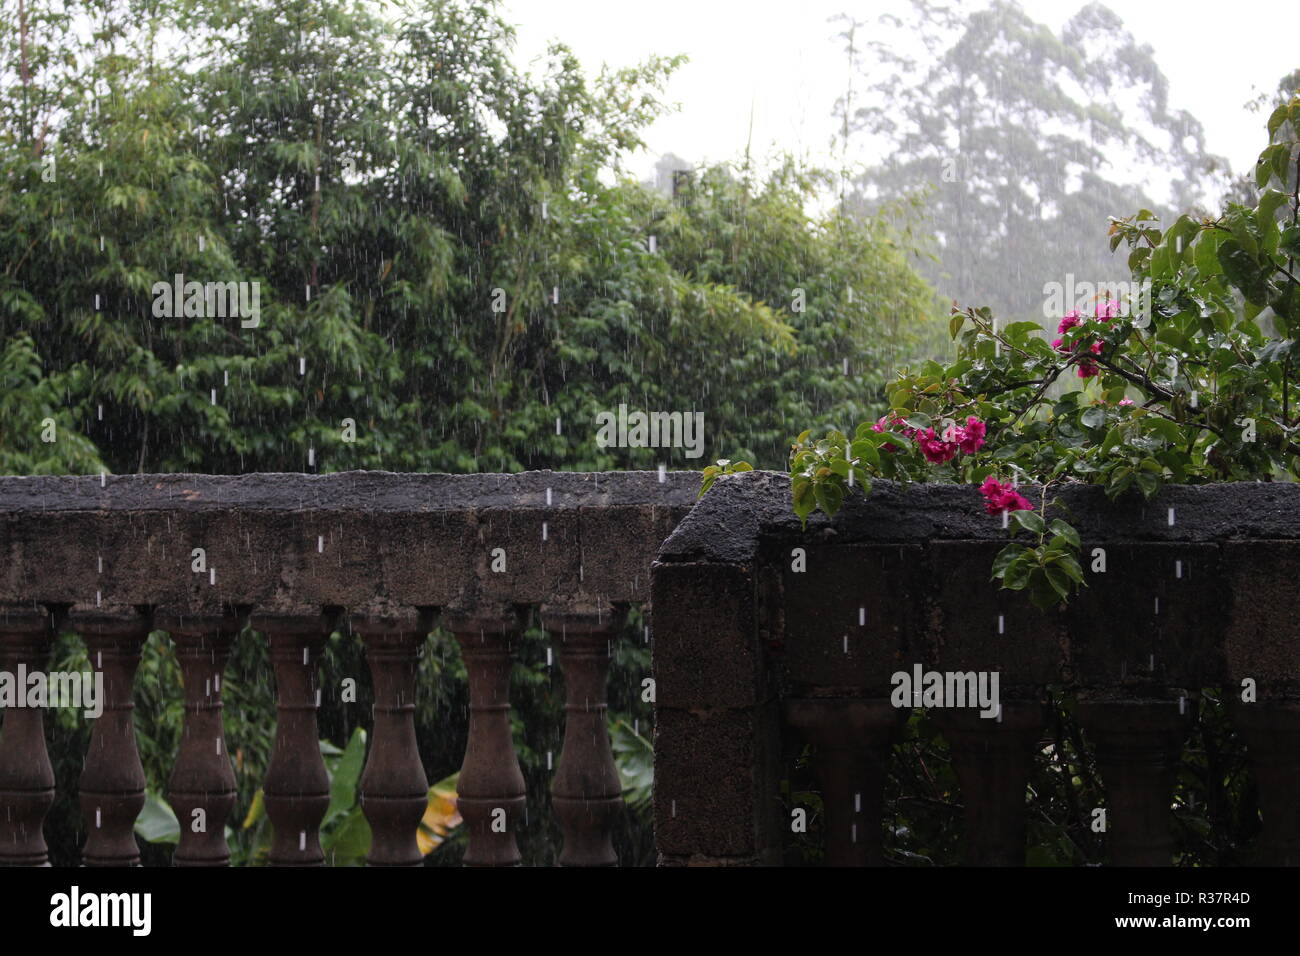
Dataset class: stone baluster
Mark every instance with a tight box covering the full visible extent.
[1077,699,1191,865]
[350,605,432,867]
[253,607,335,866]
[156,608,241,866]
[934,702,1045,866]
[543,602,627,867]
[446,605,526,866]
[72,604,151,867]
[783,698,904,866]
[0,604,55,866]
[1230,700,1300,865]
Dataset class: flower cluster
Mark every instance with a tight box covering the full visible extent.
[979,476,1034,515]
[873,414,986,463]
[1050,300,1119,379]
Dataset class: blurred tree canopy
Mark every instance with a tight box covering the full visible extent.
[833,0,1229,323]
[1,0,945,476]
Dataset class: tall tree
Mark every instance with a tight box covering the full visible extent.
[835,0,1225,321]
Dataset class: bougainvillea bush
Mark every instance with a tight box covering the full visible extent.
[707,94,1300,611]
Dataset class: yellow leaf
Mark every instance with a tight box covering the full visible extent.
[416,778,462,855]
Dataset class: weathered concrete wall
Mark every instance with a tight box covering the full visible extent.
[0,471,699,613]
[651,472,1300,865]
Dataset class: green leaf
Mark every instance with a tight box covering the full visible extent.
[793,482,817,524]
[991,543,1027,580]
[325,727,367,827]
[814,481,844,516]
[850,439,880,468]
[1145,417,1183,445]
[1001,554,1033,590]
[1012,509,1044,535]
[1268,103,1290,138]
[1193,231,1225,276]
[1003,321,1044,340]
[322,807,372,865]
[1259,188,1289,227]
[1057,554,1085,585]
[1048,519,1080,549]
[1043,565,1072,601]
[135,790,180,845]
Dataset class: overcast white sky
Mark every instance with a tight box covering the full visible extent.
[502,0,1298,185]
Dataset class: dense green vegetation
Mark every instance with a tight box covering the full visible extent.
[1,0,945,477]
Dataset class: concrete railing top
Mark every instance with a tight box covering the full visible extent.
[659,471,1300,564]
[0,470,701,612]
[0,470,702,513]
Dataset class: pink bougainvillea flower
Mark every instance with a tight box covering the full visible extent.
[1051,336,1065,351]
[956,415,986,455]
[916,427,959,464]
[1077,361,1099,379]
[980,476,1034,516]
[1118,397,1134,406]
[1057,310,1082,334]
[1094,298,1121,321]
